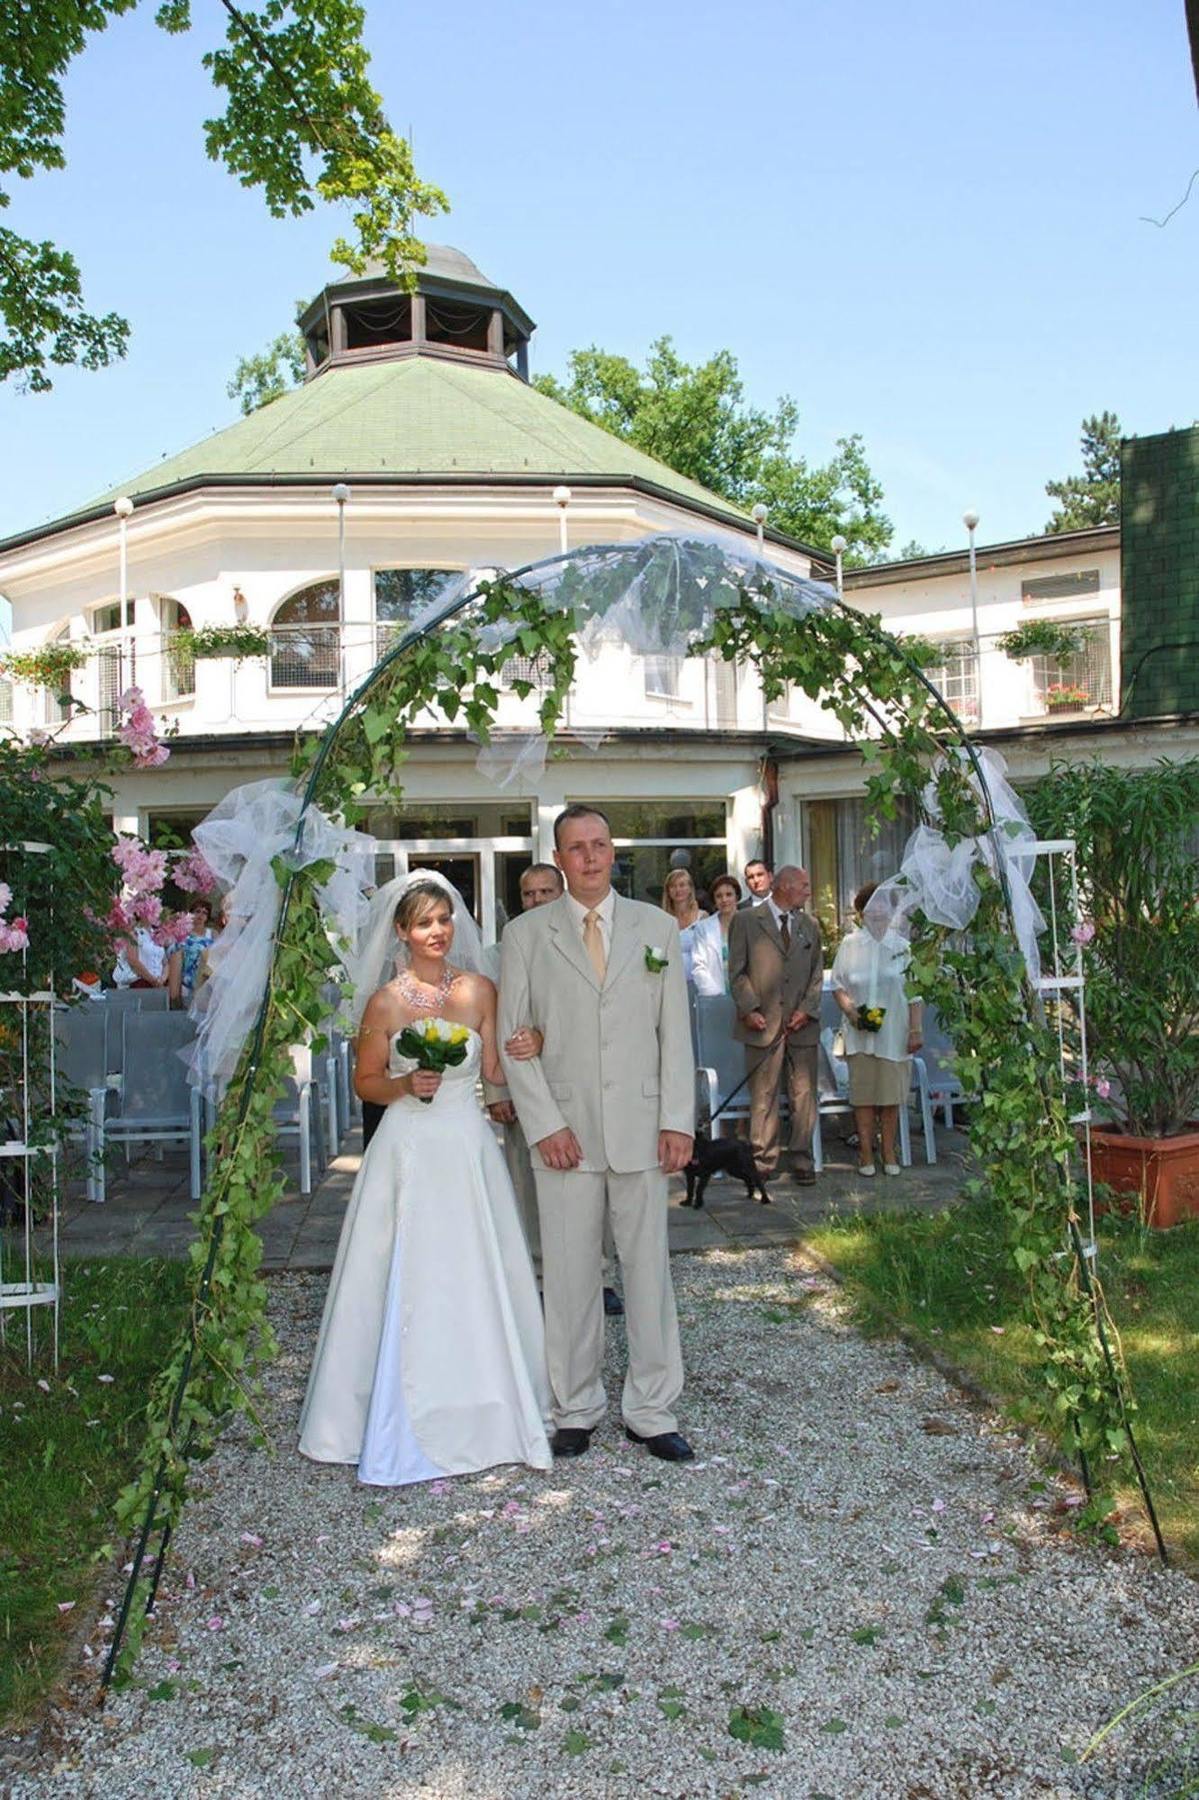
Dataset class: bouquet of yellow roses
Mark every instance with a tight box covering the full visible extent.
[396,1017,472,1102]
[855,1004,886,1034]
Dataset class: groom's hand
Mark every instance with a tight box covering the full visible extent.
[659,1130,693,1175]
[537,1126,583,1170]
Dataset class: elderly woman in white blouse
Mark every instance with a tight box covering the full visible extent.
[831,881,923,1177]
[688,872,742,996]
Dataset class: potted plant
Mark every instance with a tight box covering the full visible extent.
[997,620,1083,664]
[1027,758,1199,1227]
[1044,682,1090,712]
[0,642,89,691]
[173,623,270,662]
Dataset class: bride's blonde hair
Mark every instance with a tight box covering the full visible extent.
[393,881,454,932]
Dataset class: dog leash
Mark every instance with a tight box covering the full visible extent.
[705,1022,789,1125]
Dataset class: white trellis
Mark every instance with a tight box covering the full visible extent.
[0,841,61,1369]
[1031,836,1096,1260]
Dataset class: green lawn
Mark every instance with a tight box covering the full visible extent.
[807,1203,1199,1565]
[0,1257,190,1726]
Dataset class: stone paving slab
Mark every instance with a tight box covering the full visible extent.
[36,1120,972,1269]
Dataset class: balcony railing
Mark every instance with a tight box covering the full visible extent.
[5,615,1119,745]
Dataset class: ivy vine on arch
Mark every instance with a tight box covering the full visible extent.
[103,532,1159,1686]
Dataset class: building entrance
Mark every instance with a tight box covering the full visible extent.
[372,836,535,944]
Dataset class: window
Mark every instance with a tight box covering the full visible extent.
[500,652,549,692]
[1022,570,1100,604]
[158,597,195,700]
[1032,616,1112,713]
[91,599,134,636]
[270,580,340,688]
[643,654,684,700]
[0,677,12,725]
[374,568,461,656]
[803,796,916,943]
[926,638,979,723]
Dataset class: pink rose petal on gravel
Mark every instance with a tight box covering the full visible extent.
[206,1616,224,1632]
[239,1533,263,1548]
[660,1617,680,1631]
[932,1499,947,1514]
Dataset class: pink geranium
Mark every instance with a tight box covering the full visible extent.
[1071,920,1096,945]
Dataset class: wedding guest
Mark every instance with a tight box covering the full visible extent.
[831,882,923,1177]
[167,900,215,1007]
[661,867,709,985]
[739,859,773,909]
[190,891,231,1003]
[728,865,822,1186]
[112,926,167,990]
[689,873,742,996]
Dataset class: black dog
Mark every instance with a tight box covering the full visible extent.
[682,1128,770,1208]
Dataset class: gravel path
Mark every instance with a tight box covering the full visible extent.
[8,1247,1198,1798]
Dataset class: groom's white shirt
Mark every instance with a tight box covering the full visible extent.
[498,889,694,1174]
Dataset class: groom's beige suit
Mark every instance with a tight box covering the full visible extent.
[499,891,695,1436]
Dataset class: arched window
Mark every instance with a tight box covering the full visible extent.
[158,596,194,700]
[270,579,340,688]
[374,568,462,654]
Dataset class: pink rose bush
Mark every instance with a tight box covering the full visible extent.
[116,687,170,769]
[0,880,30,954]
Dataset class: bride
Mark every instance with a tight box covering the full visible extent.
[299,872,552,1484]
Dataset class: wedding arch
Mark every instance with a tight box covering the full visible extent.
[103,531,1160,1685]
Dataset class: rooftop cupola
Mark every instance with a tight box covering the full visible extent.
[297,243,535,382]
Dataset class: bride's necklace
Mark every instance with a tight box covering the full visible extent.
[397,962,456,1012]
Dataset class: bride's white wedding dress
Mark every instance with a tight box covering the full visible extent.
[299,1027,553,1484]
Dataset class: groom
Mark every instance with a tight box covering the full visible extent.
[499,805,696,1462]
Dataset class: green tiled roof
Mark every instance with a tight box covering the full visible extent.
[79,356,749,524]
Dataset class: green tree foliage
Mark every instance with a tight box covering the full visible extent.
[0,0,446,392]
[535,338,892,562]
[1044,411,1123,533]
[227,330,306,415]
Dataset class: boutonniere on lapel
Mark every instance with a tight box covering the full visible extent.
[644,945,669,973]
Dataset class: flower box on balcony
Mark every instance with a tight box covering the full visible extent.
[174,625,270,663]
[1045,684,1090,711]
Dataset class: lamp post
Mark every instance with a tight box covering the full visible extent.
[332,483,351,689]
[552,485,572,555]
[751,502,768,554]
[114,496,134,697]
[830,534,847,598]
[963,509,981,698]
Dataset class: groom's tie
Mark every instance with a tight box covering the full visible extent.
[583,908,607,984]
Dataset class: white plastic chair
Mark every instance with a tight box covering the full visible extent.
[101,1012,203,1203]
[54,1006,109,1204]
[921,1007,965,1128]
[274,1045,328,1197]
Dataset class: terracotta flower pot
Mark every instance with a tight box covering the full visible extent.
[1087,1126,1199,1229]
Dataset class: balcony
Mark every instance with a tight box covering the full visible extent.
[5,613,1119,751]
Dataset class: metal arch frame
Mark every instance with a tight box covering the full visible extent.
[100,532,1158,1690]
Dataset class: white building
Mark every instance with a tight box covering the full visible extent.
[0,247,1191,937]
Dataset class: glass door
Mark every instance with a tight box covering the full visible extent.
[372,836,533,944]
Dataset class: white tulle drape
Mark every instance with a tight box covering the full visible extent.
[186,779,376,1097]
[865,747,1045,984]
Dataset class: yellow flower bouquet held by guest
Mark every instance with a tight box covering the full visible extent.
[395,1017,472,1102]
[855,1004,886,1034]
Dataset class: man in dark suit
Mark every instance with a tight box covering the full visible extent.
[727,865,823,1186]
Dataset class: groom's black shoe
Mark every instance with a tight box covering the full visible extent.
[624,1427,695,1463]
[551,1427,593,1458]
[603,1286,625,1317]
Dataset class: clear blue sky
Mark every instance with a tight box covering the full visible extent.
[0,0,1195,555]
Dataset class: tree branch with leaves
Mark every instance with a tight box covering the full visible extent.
[0,0,446,392]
